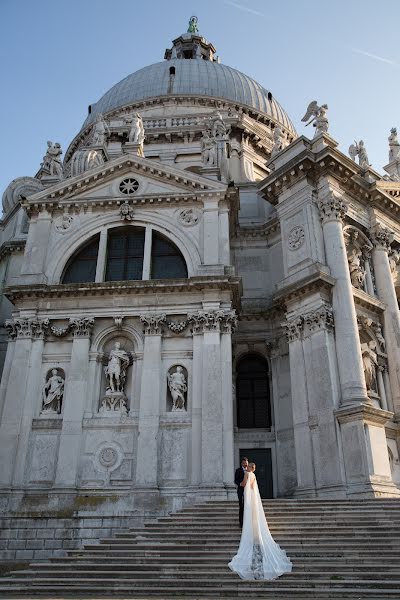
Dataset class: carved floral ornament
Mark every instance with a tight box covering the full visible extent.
[287,225,305,251]
[140,310,238,336]
[5,317,95,340]
[283,306,334,342]
[317,192,348,224]
[371,223,394,252]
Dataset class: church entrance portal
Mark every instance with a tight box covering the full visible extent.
[240,448,273,498]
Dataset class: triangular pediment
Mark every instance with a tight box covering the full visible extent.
[26,154,227,205]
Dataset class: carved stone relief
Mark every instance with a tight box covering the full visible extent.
[178,208,201,227]
[287,226,305,251]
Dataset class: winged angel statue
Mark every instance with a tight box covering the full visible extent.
[301,101,329,137]
[348,140,370,171]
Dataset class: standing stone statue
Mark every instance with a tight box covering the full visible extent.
[347,248,366,288]
[168,366,187,411]
[41,369,64,414]
[349,140,370,171]
[92,113,110,146]
[187,15,199,34]
[361,341,378,392]
[271,125,283,157]
[41,141,63,178]
[301,101,329,137]
[201,130,217,166]
[127,113,145,144]
[104,341,130,394]
[212,111,227,138]
[388,127,400,162]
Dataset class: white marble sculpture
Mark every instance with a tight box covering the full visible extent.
[349,140,370,171]
[201,130,217,166]
[127,113,145,144]
[348,248,366,288]
[361,341,378,392]
[104,342,130,394]
[212,111,227,138]
[271,125,283,157]
[41,369,64,414]
[42,141,63,178]
[167,366,187,411]
[92,113,110,146]
[388,127,400,162]
[301,101,329,137]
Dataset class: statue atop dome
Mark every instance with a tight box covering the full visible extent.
[187,16,199,34]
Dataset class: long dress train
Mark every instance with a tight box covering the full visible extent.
[228,472,292,580]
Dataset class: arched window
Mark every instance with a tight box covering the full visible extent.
[62,235,99,284]
[105,227,145,281]
[236,355,271,428]
[151,232,188,279]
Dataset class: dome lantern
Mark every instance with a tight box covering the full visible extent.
[164,16,219,62]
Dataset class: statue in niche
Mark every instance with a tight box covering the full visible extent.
[201,130,217,166]
[104,341,130,394]
[373,323,386,353]
[41,141,63,178]
[301,101,329,137]
[348,248,366,288]
[212,111,227,138]
[41,369,64,414]
[92,113,110,146]
[389,249,400,280]
[168,366,187,411]
[126,113,145,144]
[388,127,400,162]
[361,341,378,392]
[349,140,370,171]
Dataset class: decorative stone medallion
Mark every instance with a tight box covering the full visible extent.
[94,442,123,473]
[55,214,74,233]
[288,225,305,251]
[178,208,201,227]
[119,177,139,195]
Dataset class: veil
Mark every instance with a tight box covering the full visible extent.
[228,472,292,580]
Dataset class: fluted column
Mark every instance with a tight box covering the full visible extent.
[318,192,368,404]
[371,224,400,414]
[55,317,94,487]
[135,313,166,487]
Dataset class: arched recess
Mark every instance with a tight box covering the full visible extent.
[236,354,272,429]
[50,212,199,284]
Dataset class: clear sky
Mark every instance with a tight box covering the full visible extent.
[1,0,400,196]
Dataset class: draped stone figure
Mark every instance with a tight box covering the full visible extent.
[104,342,130,394]
[92,113,110,146]
[168,366,187,411]
[41,369,64,414]
[361,341,378,392]
[41,141,63,178]
[127,113,145,144]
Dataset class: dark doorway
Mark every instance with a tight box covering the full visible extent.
[240,448,273,499]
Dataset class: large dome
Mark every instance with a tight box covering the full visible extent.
[82,59,295,134]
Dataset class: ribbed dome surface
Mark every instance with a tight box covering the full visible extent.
[82,59,295,134]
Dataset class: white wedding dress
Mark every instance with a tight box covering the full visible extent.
[228,472,292,580]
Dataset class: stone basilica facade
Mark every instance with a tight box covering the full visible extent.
[1,19,400,520]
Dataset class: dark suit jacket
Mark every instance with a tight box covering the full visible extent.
[235,467,246,496]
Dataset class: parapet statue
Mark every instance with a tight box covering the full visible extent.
[92,113,110,146]
[41,141,63,178]
[388,127,400,162]
[126,113,145,145]
[271,125,283,157]
[349,140,370,171]
[301,101,329,137]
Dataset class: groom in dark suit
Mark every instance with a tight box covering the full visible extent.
[234,456,249,527]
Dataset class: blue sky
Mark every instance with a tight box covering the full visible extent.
[1,0,400,195]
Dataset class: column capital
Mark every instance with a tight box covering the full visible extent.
[371,223,394,252]
[69,317,95,338]
[282,315,303,342]
[5,318,49,340]
[283,305,334,341]
[187,310,237,334]
[140,313,166,336]
[317,192,348,224]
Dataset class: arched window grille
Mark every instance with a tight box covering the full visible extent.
[236,355,271,429]
[61,227,188,284]
[62,235,99,284]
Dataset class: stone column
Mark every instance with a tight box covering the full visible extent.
[135,313,165,487]
[371,224,400,414]
[54,317,94,487]
[12,323,47,486]
[20,210,52,284]
[220,313,237,491]
[318,192,368,404]
[190,329,203,486]
[0,320,38,485]
[377,366,388,411]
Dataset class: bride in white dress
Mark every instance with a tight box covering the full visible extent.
[228,462,292,580]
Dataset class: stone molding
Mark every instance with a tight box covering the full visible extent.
[140,313,167,336]
[317,192,348,225]
[334,403,393,426]
[283,305,334,341]
[5,318,49,340]
[371,223,394,252]
[187,309,237,334]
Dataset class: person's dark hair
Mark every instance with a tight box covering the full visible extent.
[241,456,248,462]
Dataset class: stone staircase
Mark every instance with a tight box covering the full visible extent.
[1,499,400,598]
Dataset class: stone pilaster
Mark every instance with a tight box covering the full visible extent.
[135,314,166,487]
[20,210,52,284]
[54,317,94,487]
[371,223,400,415]
[317,192,368,405]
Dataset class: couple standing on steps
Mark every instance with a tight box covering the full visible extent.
[228,456,292,581]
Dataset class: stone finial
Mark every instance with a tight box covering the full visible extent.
[301,101,329,138]
[317,192,348,224]
[348,140,370,171]
[371,223,394,252]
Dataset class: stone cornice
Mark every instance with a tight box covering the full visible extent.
[352,288,385,314]
[4,276,242,310]
[334,403,393,426]
[235,217,280,240]
[274,266,335,304]
[0,239,26,261]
